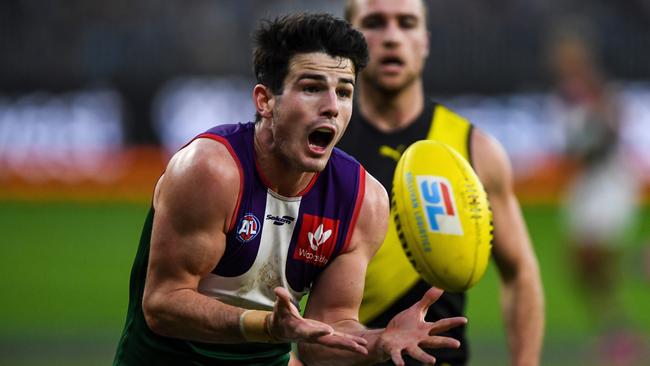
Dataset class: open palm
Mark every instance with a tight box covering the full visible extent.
[379,287,468,365]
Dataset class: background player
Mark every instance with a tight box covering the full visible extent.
[339,1,545,364]
[546,23,643,364]
[113,12,466,366]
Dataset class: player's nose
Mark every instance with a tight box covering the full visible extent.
[381,20,402,47]
[319,90,339,119]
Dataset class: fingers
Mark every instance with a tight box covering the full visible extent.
[405,346,437,365]
[390,349,405,366]
[428,316,468,335]
[271,287,333,341]
[273,287,302,324]
[298,318,334,339]
[416,287,444,313]
[419,335,461,350]
[330,330,368,346]
[315,332,369,355]
[273,286,291,300]
[273,287,298,311]
[270,286,368,353]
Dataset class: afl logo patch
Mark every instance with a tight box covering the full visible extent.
[236,213,260,243]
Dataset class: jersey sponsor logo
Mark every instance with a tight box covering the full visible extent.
[308,224,331,251]
[236,213,261,242]
[293,214,339,267]
[416,176,463,236]
[265,214,295,226]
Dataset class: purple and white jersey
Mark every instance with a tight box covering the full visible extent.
[194,123,366,310]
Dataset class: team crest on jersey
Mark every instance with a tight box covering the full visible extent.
[293,214,339,267]
[416,176,463,236]
[236,213,261,243]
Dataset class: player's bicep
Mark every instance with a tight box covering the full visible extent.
[304,249,369,324]
[146,139,240,294]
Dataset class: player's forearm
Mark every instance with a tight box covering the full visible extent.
[143,288,248,343]
[501,263,545,366]
[298,321,386,366]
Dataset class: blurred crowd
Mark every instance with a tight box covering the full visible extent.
[1,0,649,195]
[2,0,650,144]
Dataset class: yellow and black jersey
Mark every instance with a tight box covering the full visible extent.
[337,99,474,365]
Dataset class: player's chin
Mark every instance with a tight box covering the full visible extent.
[301,152,331,172]
[375,77,410,94]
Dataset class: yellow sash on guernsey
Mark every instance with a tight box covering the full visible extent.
[359,105,472,323]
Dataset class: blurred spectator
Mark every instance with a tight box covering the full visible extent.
[546,19,644,364]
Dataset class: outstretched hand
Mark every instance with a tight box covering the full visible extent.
[379,287,467,365]
[269,287,368,355]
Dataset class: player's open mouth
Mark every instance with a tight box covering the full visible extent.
[308,127,335,152]
[380,56,404,67]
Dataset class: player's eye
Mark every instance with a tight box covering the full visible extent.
[337,88,352,99]
[361,15,386,29]
[399,15,418,29]
[303,85,322,93]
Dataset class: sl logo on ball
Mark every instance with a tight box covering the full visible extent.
[416,176,463,236]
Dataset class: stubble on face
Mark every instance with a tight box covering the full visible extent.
[360,64,419,96]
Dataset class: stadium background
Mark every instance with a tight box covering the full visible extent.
[1,0,649,365]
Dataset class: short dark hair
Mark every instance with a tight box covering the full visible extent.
[253,12,368,95]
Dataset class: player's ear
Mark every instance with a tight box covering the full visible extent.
[253,84,274,119]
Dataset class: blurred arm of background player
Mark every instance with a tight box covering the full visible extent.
[473,129,545,365]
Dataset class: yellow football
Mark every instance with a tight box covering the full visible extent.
[392,140,493,292]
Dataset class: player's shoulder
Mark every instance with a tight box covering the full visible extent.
[174,137,239,177]
[471,128,508,167]
[169,122,251,180]
[428,100,492,157]
[430,101,473,126]
[470,128,513,193]
[363,171,389,208]
[427,100,513,193]
[202,121,254,138]
[154,136,242,228]
[159,136,240,201]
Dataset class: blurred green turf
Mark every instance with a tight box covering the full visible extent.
[0,201,147,336]
[0,201,648,365]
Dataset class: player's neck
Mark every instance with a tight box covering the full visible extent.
[259,167,315,197]
[357,79,424,133]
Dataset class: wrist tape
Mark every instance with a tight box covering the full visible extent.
[238,310,275,342]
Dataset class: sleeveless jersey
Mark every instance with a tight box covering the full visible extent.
[114,122,366,365]
[337,100,473,364]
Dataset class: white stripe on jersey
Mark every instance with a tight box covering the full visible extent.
[197,189,307,310]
